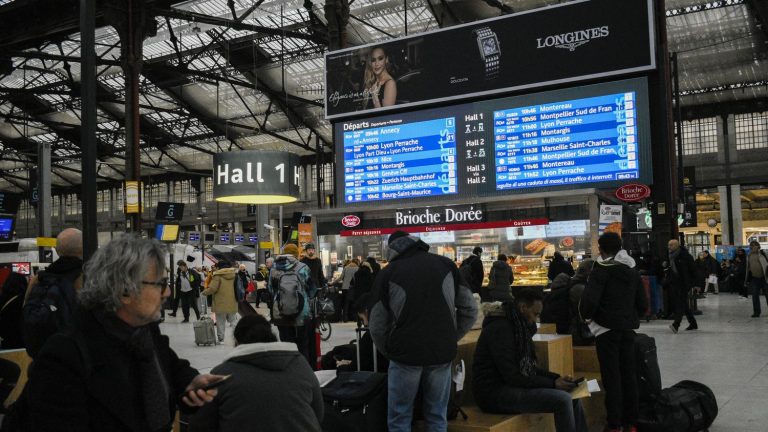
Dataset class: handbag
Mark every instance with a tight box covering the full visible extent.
[312,295,336,317]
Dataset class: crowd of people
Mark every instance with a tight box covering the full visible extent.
[1,227,765,432]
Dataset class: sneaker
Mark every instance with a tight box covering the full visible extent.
[685,323,698,331]
[669,324,679,334]
[168,313,177,317]
[181,319,189,323]
[751,314,760,318]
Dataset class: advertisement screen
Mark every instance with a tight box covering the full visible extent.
[324,0,654,119]
[336,78,651,206]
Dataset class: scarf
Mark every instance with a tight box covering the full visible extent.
[669,248,680,276]
[504,302,538,377]
[94,309,170,432]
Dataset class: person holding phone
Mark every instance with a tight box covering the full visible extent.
[472,289,588,432]
[189,314,324,432]
[23,235,224,432]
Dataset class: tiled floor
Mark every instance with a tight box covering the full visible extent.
[164,293,768,431]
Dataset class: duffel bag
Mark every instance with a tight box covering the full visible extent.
[322,371,387,432]
[638,382,715,432]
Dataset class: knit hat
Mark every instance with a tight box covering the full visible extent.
[282,243,299,257]
[304,243,316,250]
[388,230,410,245]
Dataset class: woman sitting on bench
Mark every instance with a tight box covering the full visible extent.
[472,289,588,432]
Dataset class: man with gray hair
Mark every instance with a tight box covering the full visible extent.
[22,227,85,357]
[25,235,225,431]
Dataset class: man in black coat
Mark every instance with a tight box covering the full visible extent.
[175,261,202,322]
[548,252,575,281]
[580,233,647,432]
[461,246,485,294]
[25,235,224,432]
[473,289,587,432]
[667,239,699,332]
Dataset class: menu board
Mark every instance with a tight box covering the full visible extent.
[335,78,651,207]
[494,92,638,189]
[342,117,457,203]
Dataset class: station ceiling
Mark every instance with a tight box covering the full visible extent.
[0,0,765,192]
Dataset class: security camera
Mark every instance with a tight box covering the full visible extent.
[263,224,274,230]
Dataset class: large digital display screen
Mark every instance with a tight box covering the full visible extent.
[335,78,651,206]
[0,218,14,241]
[343,118,457,203]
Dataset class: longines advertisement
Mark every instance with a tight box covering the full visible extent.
[324,0,655,120]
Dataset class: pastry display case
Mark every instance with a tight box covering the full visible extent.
[511,256,549,287]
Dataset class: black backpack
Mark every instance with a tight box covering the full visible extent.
[22,272,77,358]
[459,256,478,292]
[638,380,718,432]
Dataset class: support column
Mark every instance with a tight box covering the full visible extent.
[37,143,52,262]
[258,204,269,262]
[649,0,677,257]
[105,0,156,233]
[719,184,743,245]
[81,0,98,260]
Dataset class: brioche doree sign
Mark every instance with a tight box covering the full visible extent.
[615,183,651,202]
[213,150,301,204]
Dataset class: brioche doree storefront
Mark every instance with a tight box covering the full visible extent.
[313,191,606,288]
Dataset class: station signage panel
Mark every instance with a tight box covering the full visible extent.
[324,0,654,120]
[340,218,548,237]
[155,202,185,221]
[336,78,652,206]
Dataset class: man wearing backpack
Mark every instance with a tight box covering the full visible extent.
[744,240,768,317]
[268,243,316,365]
[369,231,477,432]
[22,227,84,358]
[460,246,485,295]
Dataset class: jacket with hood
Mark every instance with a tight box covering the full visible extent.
[202,267,238,314]
[268,255,316,326]
[487,260,514,302]
[369,234,478,366]
[580,250,647,331]
[539,273,572,334]
[472,303,560,409]
[190,342,323,432]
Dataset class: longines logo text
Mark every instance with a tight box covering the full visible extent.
[536,26,609,51]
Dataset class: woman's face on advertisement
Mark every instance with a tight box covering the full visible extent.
[370,48,387,75]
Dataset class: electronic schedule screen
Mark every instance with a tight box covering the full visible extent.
[335,78,651,206]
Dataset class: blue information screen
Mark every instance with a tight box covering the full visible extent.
[0,218,12,233]
[494,92,638,190]
[335,78,651,206]
[342,118,457,203]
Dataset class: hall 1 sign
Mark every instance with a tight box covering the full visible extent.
[615,183,651,202]
[213,150,301,204]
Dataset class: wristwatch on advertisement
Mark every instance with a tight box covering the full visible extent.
[473,26,500,80]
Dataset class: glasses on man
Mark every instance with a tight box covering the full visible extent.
[142,277,169,293]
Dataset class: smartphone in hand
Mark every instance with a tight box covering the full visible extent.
[571,376,585,385]
[200,374,232,391]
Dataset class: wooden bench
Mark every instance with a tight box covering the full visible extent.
[537,323,557,334]
[573,345,600,373]
[0,348,32,408]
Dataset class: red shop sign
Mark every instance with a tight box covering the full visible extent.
[341,215,361,228]
[615,183,651,202]
[340,218,549,237]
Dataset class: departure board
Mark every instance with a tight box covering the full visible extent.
[343,118,457,203]
[335,78,651,206]
[494,92,638,190]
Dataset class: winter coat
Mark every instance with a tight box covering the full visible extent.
[547,256,575,281]
[300,256,326,288]
[176,269,202,297]
[369,234,477,366]
[26,308,200,432]
[268,255,316,326]
[366,257,381,279]
[350,262,374,303]
[745,249,768,284]
[202,267,239,314]
[340,263,358,291]
[487,260,514,302]
[189,342,323,432]
[666,247,698,292]
[580,251,647,331]
[472,303,559,410]
[539,273,571,334]
[461,254,485,292]
[0,280,24,349]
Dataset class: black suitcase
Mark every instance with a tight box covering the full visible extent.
[321,371,387,432]
[638,381,717,432]
[635,333,662,401]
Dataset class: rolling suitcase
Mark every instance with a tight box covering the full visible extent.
[194,315,217,346]
[635,333,662,401]
[355,326,378,372]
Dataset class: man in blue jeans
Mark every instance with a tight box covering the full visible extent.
[744,240,768,318]
[370,231,477,431]
[472,289,587,432]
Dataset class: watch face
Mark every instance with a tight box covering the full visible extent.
[481,37,499,56]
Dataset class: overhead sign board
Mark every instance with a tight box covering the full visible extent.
[213,150,301,204]
[155,202,185,221]
[324,0,655,120]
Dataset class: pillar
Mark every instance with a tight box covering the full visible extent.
[719,184,743,245]
[37,142,52,262]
